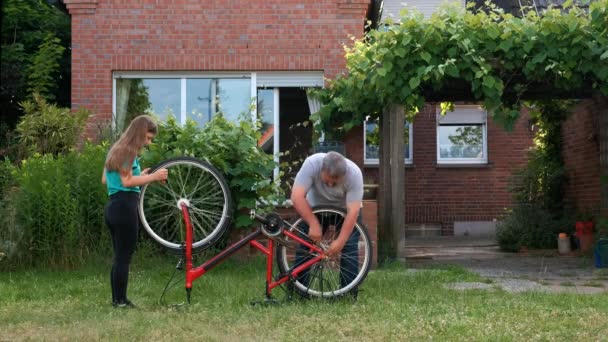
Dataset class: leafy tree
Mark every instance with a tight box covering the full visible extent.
[1,0,71,126]
[26,33,65,100]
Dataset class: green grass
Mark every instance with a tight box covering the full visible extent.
[1,253,607,341]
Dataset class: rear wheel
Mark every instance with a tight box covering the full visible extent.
[139,157,232,254]
[276,206,372,298]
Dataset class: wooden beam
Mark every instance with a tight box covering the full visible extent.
[377,103,405,263]
[422,80,595,102]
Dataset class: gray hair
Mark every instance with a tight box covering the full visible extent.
[321,151,347,177]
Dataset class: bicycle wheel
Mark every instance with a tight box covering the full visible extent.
[276,206,372,298]
[139,156,233,254]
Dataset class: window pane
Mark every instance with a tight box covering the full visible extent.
[257,89,274,153]
[438,125,483,159]
[217,79,251,121]
[116,76,251,130]
[364,118,410,161]
[365,119,380,159]
[142,79,180,122]
[115,78,153,131]
[186,79,213,127]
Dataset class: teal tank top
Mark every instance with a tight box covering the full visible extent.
[105,157,141,196]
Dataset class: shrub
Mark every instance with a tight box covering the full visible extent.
[496,204,575,252]
[141,115,283,228]
[16,94,89,157]
[498,101,571,251]
[0,143,108,270]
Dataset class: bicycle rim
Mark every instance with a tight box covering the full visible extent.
[276,207,371,298]
[139,157,232,254]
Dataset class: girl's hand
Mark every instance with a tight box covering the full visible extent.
[153,168,168,182]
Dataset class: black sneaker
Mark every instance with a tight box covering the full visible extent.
[112,299,136,308]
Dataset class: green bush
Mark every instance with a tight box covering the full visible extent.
[141,115,283,228]
[16,94,89,157]
[496,204,575,252]
[0,143,108,270]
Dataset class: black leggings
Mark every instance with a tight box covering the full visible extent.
[104,191,140,303]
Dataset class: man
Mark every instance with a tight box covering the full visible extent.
[290,151,364,295]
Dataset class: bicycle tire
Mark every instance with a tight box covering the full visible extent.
[139,156,233,254]
[276,206,372,298]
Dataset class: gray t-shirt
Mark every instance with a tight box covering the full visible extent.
[293,153,363,209]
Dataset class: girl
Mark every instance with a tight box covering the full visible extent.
[101,115,168,308]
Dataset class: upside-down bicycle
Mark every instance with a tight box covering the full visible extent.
[138,157,372,303]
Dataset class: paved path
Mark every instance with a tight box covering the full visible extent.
[402,237,608,294]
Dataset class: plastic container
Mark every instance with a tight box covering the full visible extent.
[558,233,571,254]
[594,238,608,268]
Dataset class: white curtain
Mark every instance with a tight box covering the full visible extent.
[115,79,132,132]
[306,94,324,142]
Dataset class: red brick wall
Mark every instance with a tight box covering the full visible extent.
[562,98,602,215]
[344,103,535,235]
[64,0,371,136]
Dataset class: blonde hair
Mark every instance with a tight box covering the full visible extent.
[105,115,157,173]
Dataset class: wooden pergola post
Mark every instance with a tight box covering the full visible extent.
[377,103,405,263]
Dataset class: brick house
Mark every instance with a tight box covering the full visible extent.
[64,0,586,254]
[561,96,608,220]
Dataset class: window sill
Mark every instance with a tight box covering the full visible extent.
[363,163,414,169]
[435,163,491,169]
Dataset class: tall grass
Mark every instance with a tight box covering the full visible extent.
[0,143,109,269]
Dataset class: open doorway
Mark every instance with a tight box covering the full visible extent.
[257,87,312,197]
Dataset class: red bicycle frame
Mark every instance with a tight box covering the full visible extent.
[180,203,325,302]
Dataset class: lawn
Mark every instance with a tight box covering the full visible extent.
[1,252,607,341]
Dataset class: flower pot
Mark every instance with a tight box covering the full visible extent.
[575,221,594,252]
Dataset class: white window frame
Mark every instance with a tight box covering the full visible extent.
[112,72,256,129]
[363,116,413,165]
[436,105,488,165]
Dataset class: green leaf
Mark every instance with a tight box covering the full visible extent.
[483,76,496,89]
[531,52,547,65]
[498,40,513,52]
[486,26,500,39]
[445,64,459,78]
[600,50,608,60]
[421,52,431,63]
[409,77,421,89]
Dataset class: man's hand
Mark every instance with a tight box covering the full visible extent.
[325,238,346,257]
[308,222,322,243]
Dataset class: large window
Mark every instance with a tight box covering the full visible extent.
[437,105,487,164]
[114,72,323,184]
[364,116,413,165]
[114,74,252,131]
